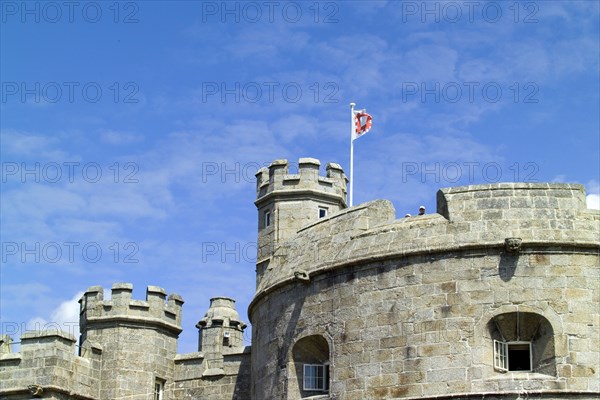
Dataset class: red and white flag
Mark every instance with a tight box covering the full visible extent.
[349,103,373,207]
[352,110,373,141]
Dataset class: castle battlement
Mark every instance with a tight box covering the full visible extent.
[255,158,347,207]
[0,329,77,358]
[79,283,184,335]
[254,158,349,265]
[20,329,76,350]
[253,182,599,295]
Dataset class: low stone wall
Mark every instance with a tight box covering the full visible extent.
[0,330,100,399]
[174,351,251,399]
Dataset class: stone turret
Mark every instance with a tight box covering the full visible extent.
[79,283,184,400]
[255,158,348,286]
[195,297,247,377]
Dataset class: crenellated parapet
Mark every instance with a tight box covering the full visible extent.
[254,158,349,270]
[79,283,184,336]
[255,158,347,207]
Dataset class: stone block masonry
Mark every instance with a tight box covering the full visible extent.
[250,166,599,399]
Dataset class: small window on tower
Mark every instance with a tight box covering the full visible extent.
[508,342,532,371]
[154,378,165,400]
[292,335,330,397]
[494,340,532,372]
[265,210,271,227]
[488,312,555,375]
[318,207,328,218]
[303,363,329,391]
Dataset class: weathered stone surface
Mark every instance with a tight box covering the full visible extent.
[250,164,599,399]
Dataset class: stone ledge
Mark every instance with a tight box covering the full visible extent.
[399,390,600,400]
[175,352,204,362]
[0,385,97,400]
[255,188,346,208]
[440,182,584,194]
[484,372,565,381]
[84,315,182,335]
[438,183,587,222]
[21,329,76,342]
[202,367,224,377]
[0,353,21,361]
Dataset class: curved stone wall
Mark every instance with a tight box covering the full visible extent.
[249,183,599,399]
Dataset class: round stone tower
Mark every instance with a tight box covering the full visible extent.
[249,171,600,399]
[197,297,246,355]
[254,158,347,286]
[195,297,247,377]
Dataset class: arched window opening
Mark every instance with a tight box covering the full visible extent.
[488,312,555,375]
[290,335,330,398]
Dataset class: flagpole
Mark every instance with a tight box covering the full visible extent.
[349,102,356,207]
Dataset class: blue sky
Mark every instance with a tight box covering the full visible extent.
[1,1,598,353]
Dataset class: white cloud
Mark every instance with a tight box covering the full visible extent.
[0,129,70,160]
[551,175,567,183]
[586,180,600,210]
[27,291,84,340]
[100,130,143,145]
[587,194,600,210]
[586,180,599,193]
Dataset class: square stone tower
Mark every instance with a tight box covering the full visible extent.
[79,283,184,399]
[254,158,347,286]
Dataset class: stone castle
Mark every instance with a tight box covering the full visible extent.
[1,158,599,399]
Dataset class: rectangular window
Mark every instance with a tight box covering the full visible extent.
[264,210,271,227]
[154,379,164,400]
[508,342,532,371]
[303,364,328,391]
[494,340,532,372]
[494,340,508,372]
[318,207,328,218]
